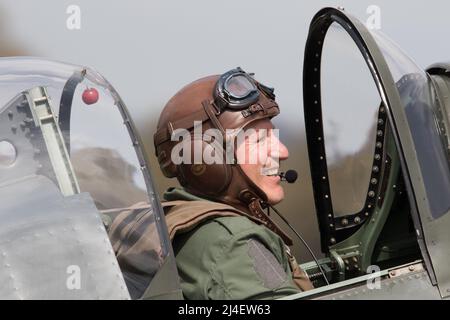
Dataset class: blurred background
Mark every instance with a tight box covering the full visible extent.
[1,0,449,261]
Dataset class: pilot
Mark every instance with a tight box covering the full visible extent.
[151,67,314,299]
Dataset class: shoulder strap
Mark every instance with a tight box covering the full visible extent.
[162,200,261,241]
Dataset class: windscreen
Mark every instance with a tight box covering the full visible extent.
[321,22,382,217]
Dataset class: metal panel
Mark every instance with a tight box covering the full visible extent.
[282,262,442,300]
[0,175,130,299]
[316,269,441,300]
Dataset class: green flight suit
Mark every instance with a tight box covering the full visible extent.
[164,187,302,300]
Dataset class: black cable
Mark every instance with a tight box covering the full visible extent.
[267,203,330,286]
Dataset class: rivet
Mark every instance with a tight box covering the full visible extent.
[376,142,382,148]
[325,194,329,199]
[322,176,326,180]
[368,191,375,197]
[341,218,349,226]
[372,166,379,173]
[330,238,336,244]
[365,212,369,216]
[374,154,381,160]
[371,178,378,185]
[378,119,384,125]
[377,130,383,137]
[408,265,415,272]
[354,217,361,224]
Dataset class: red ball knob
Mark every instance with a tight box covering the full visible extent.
[82,88,99,105]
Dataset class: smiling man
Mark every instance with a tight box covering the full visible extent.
[153,67,313,299]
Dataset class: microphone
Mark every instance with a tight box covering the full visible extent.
[279,170,298,183]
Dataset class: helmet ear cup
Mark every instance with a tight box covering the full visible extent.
[178,134,232,196]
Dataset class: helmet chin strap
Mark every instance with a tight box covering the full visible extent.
[230,167,294,246]
[248,197,293,246]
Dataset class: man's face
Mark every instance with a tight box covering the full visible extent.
[235,119,289,205]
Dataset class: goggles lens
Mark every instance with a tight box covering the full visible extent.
[225,74,257,99]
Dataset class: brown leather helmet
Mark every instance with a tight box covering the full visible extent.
[154,68,296,242]
[154,68,292,244]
